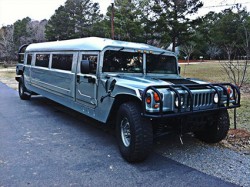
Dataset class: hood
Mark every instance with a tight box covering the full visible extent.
[113,74,207,90]
[114,75,172,90]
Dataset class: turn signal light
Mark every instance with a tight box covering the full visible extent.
[153,92,160,102]
[227,86,233,98]
[154,104,159,109]
[146,96,151,104]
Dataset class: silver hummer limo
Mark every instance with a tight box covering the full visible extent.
[16,37,240,162]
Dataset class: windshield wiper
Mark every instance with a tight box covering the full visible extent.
[158,51,165,56]
[118,47,125,52]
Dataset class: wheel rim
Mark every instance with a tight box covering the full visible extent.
[120,117,131,147]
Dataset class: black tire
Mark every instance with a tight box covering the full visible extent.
[194,110,230,143]
[18,76,31,100]
[116,102,153,162]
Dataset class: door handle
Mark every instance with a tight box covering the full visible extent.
[77,75,80,83]
[83,75,96,84]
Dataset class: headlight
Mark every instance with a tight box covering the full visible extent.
[213,93,219,103]
[175,96,184,107]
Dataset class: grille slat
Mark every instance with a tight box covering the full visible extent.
[192,92,213,108]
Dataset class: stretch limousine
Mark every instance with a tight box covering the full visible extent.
[16,37,240,162]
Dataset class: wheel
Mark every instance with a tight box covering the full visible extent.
[116,102,153,162]
[194,110,230,143]
[18,76,31,100]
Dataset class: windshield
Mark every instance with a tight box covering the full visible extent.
[146,54,177,74]
[103,50,143,73]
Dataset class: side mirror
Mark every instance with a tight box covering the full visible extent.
[105,77,116,93]
[178,66,181,74]
[81,60,90,74]
[101,78,116,103]
[108,79,116,92]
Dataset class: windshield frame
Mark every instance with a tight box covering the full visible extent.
[101,48,178,76]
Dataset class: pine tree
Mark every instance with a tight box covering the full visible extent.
[153,0,203,51]
[45,0,103,41]
[104,0,144,42]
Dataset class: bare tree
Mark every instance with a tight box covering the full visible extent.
[179,43,196,64]
[221,56,248,88]
[221,26,249,89]
[221,42,249,129]
[26,20,47,43]
[0,26,15,64]
[223,43,236,62]
[206,45,221,60]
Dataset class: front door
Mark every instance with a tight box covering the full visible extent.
[76,52,99,108]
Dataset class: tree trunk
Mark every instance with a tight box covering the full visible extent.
[172,37,176,52]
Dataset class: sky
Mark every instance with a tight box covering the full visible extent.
[0,0,250,26]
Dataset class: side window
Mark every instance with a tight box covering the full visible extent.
[27,54,32,65]
[35,54,50,68]
[52,54,73,71]
[82,55,97,74]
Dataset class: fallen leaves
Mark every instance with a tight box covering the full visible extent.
[221,129,250,154]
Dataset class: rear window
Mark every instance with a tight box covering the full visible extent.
[35,54,50,68]
[52,54,73,71]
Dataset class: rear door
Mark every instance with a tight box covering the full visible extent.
[75,52,99,108]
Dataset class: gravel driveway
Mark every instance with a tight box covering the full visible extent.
[0,74,250,186]
[155,134,250,186]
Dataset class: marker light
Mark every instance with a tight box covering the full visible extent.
[146,94,151,104]
[154,104,159,109]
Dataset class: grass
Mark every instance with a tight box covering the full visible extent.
[0,66,17,90]
[180,63,227,82]
[180,61,250,131]
[0,70,16,78]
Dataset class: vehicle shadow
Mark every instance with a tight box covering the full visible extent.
[29,95,213,161]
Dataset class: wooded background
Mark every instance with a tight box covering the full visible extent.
[1,0,250,64]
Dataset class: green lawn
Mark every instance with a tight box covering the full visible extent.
[180,62,227,82]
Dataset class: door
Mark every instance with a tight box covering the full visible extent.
[75,52,99,107]
[23,53,33,88]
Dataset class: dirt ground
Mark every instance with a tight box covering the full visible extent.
[221,129,250,154]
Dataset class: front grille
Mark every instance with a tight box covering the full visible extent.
[192,92,213,107]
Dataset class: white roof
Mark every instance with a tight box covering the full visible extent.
[25,37,175,55]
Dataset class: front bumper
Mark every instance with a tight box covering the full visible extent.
[141,83,241,119]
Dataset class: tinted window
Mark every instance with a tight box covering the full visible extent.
[146,54,177,74]
[103,50,143,73]
[35,54,50,68]
[52,54,73,71]
[82,55,97,74]
[27,54,32,65]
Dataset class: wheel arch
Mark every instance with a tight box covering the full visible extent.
[107,94,142,126]
[16,69,23,76]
